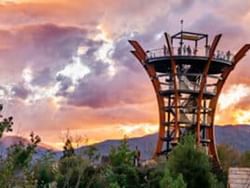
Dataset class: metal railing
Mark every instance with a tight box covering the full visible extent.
[163,81,217,95]
[146,46,234,62]
[158,73,217,95]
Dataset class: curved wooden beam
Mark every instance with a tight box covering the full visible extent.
[208,44,250,165]
[196,34,222,144]
[129,40,166,157]
[129,40,147,63]
[164,32,180,140]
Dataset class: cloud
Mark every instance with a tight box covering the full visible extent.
[55,75,73,96]
[11,83,30,99]
[0,21,156,110]
[0,23,105,98]
[216,84,250,125]
[218,84,250,111]
[0,1,102,27]
[0,24,95,81]
[66,67,153,108]
[191,13,245,48]
[31,67,53,87]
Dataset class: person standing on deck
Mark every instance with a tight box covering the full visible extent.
[205,45,210,57]
[226,50,231,61]
[183,45,187,55]
[178,46,182,55]
[163,44,168,56]
[187,45,191,56]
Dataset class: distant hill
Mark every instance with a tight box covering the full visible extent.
[75,134,157,160]
[215,125,250,152]
[0,136,55,158]
[77,125,250,160]
[1,125,250,160]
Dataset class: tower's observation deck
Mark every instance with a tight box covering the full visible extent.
[129,30,250,167]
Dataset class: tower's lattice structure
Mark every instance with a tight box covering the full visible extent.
[129,30,250,166]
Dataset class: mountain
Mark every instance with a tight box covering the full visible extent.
[0,136,55,158]
[215,125,250,152]
[76,125,250,160]
[75,134,157,160]
[1,125,250,160]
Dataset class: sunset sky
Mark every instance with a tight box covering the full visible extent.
[0,0,250,149]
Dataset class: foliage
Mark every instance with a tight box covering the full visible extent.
[56,135,105,187]
[217,144,242,185]
[217,144,240,170]
[0,131,41,187]
[33,152,56,188]
[160,168,186,188]
[0,105,13,138]
[57,155,88,188]
[84,145,100,162]
[139,162,165,188]
[164,134,223,188]
[109,139,135,166]
[239,151,250,167]
[7,132,41,168]
[0,116,13,138]
[62,138,75,158]
[217,144,250,184]
[104,139,140,188]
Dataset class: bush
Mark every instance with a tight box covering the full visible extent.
[104,139,140,188]
[163,134,223,188]
[160,168,186,188]
[33,152,56,188]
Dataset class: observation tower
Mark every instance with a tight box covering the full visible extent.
[129,25,250,167]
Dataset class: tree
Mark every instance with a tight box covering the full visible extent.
[33,152,56,188]
[109,139,135,166]
[217,144,240,171]
[0,105,13,138]
[7,132,41,168]
[62,138,75,158]
[57,155,90,188]
[160,168,186,188]
[145,168,163,188]
[104,139,140,188]
[84,145,100,162]
[0,132,41,187]
[0,116,13,138]
[240,151,250,167]
[163,134,223,188]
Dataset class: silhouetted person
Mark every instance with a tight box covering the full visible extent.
[226,50,231,61]
[187,45,191,56]
[216,50,220,59]
[177,46,182,55]
[221,51,225,60]
[163,45,168,56]
[183,45,187,55]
